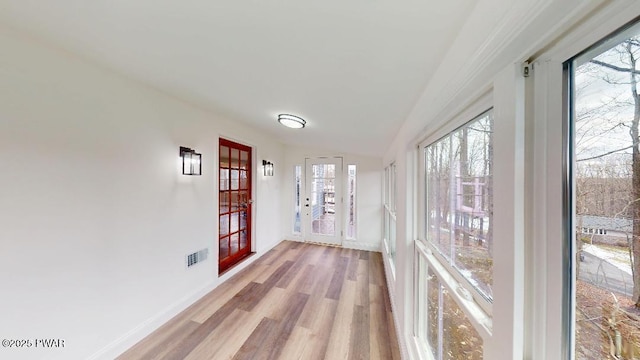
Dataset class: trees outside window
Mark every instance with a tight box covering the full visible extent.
[417,109,493,359]
[384,163,397,267]
[573,29,640,359]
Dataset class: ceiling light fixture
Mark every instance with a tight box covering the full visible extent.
[278,114,306,129]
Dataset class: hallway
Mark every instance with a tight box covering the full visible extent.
[118,241,401,360]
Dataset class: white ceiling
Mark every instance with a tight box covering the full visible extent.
[0,0,476,156]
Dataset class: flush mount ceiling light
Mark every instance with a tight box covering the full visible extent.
[278,114,306,129]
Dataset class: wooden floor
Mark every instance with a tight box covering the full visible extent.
[118,241,401,360]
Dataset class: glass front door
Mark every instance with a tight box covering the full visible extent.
[304,157,343,245]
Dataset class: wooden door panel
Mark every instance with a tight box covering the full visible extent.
[219,138,252,273]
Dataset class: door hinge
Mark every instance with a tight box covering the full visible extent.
[522,61,533,77]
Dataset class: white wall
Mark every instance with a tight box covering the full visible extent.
[0,25,285,360]
[280,145,382,252]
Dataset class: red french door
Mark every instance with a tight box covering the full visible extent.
[218,138,252,274]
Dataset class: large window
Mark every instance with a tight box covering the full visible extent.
[569,23,640,359]
[417,109,494,359]
[384,163,397,267]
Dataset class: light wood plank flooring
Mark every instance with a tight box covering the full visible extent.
[118,241,401,360]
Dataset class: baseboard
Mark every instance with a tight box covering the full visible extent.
[87,280,217,360]
[382,249,409,360]
[88,239,284,360]
[289,239,381,252]
[341,240,381,252]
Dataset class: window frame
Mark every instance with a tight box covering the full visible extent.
[419,107,495,315]
[415,93,496,358]
[527,5,640,359]
[384,162,398,273]
[414,74,525,359]
[563,18,640,360]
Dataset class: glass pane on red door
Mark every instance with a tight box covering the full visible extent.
[219,138,252,273]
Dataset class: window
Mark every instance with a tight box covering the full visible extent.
[346,165,357,239]
[568,22,640,359]
[384,163,397,266]
[417,260,485,360]
[417,109,494,359]
[294,165,302,234]
[384,166,390,246]
[425,110,494,302]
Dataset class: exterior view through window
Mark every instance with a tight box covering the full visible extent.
[347,165,357,239]
[571,24,640,359]
[294,165,302,234]
[384,163,397,267]
[417,109,493,359]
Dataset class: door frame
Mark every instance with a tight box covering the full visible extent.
[303,156,344,246]
[218,137,254,274]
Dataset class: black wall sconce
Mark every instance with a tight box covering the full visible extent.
[180,146,202,176]
[262,160,274,176]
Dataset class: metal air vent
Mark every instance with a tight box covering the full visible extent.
[186,248,209,268]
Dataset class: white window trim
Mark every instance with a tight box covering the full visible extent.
[417,92,494,149]
[416,91,492,243]
[418,107,495,315]
[383,162,398,279]
[529,3,640,359]
[417,93,494,310]
[414,66,526,359]
[417,240,493,337]
[490,66,526,360]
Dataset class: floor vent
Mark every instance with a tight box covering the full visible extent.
[186,248,209,268]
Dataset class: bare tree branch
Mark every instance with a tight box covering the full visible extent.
[577,145,634,162]
[591,59,640,75]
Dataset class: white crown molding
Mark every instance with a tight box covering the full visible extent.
[401,0,604,151]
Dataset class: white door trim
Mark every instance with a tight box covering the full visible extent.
[304,157,343,246]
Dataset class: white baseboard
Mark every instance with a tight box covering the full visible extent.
[284,237,380,252]
[342,240,381,252]
[87,280,217,360]
[382,249,408,360]
[88,239,284,360]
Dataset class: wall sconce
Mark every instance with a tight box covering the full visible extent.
[262,160,274,176]
[180,146,202,176]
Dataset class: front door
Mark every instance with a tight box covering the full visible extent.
[304,157,343,246]
[218,138,252,273]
